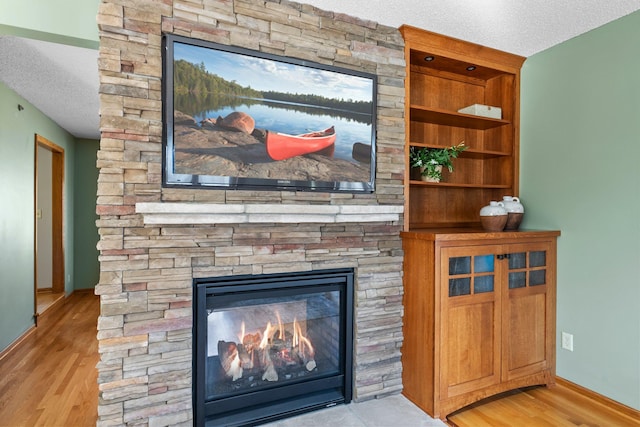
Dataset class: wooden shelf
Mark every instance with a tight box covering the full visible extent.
[408,180,512,189]
[409,143,511,159]
[401,24,524,231]
[410,105,510,130]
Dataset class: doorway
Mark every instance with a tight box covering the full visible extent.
[34,134,65,322]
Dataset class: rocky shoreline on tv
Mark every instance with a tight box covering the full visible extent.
[173,110,372,183]
[164,36,377,190]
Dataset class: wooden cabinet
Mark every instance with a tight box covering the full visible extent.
[398,26,560,420]
[399,25,525,230]
[401,229,559,419]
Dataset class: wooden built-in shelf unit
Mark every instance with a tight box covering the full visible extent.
[401,25,525,230]
[399,26,560,422]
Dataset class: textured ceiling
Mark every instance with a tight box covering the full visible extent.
[0,36,99,140]
[1,1,639,140]
[304,0,640,56]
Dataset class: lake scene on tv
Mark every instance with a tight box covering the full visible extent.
[168,39,376,191]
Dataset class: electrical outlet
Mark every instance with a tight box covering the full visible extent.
[561,332,574,351]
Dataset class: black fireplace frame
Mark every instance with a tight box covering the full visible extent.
[193,268,354,426]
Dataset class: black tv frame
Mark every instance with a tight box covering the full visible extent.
[162,34,377,193]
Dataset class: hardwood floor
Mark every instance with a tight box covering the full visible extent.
[36,290,65,317]
[35,290,66,329]
[1,292,638,427]
[0,291,98,427]
[447,381,640,427]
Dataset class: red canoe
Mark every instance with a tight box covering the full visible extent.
[265,126,336,161]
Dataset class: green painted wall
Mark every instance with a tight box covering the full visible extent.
[74,139,99,290]
[0,0,100,353]
[0,82,77,351]
[0,0,99,48]
[520,11,640,410]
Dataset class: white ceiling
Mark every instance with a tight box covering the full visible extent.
[1,1,639,141]
[0,36,100,140]
[305,0,640,57]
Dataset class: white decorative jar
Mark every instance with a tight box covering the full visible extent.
[479,201,508,232]
[502,196,524,230]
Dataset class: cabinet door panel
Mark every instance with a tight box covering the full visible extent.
[502,242,555,381]
[441,246,502,398]
[445,300,499,396]
[506,289,547,372]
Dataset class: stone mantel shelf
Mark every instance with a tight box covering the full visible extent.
[136,203,404,225]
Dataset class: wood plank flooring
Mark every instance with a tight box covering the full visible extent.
[35,290,65,316]
[447,382,640,427]
[1,291,638,426]
[0,290,98,427]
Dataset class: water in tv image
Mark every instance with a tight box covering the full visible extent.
[168,39,376,190]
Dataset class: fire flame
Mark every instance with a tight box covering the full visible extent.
[220,310,317,383]
[238,321,246,343]
[259,321,277,350]
[276,311,284,340]
[293,318,314,357]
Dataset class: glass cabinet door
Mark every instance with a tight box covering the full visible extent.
[440,245,503,399]
[502,242,555,381]
[448,253,496,297]
[440,240,556,396]
[507,249,548,289]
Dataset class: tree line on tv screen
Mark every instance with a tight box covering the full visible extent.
[173,59,373,115]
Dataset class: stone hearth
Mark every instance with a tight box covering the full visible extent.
[95,0,405,425]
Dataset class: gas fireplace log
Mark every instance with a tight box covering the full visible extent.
[240,332,262,372]
[270,337,288,353]
[292,347,316,371]
[242,332,261,352]
[270,330,293,351]
[260,348,278,382]
[306,360,317,371]
[291,327,316,371]
[218,340,243,381]
[237,343,253,370]
[270,338,298,368]
[262,362,278,382]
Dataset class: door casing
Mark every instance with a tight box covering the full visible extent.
[34,134,64,319]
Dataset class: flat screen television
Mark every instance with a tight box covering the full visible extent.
[162,34,377,193]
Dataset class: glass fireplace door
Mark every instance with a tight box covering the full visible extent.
[194,269,353,426]
[206,288,342,400]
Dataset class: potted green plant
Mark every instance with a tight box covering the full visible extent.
[409,142,468,182]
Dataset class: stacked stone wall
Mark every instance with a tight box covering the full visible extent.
[96,1,405,424]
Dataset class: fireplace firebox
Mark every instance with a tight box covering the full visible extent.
[193,269,354,426]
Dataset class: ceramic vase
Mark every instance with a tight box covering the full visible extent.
[479,201,508,232]
[502,196,524,230]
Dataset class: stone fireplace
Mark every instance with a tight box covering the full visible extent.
[95,0,405,425]
[193,268,354,425]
